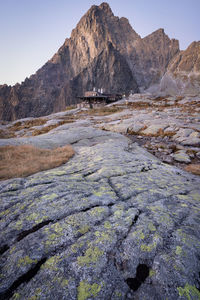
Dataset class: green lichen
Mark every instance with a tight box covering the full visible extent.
[77,247,103,267]
[149,269,156,277]
[60,279,69,287]
[115,291,122,298]
[77,280,101,300]
[17,256,37,267]
[0,209,10,218]
[94,231,111,243]
[12,293,21,299]
[148,223,156,232]
[93,191,103,197]
[140,233,159,252]
[114,210,123,218]
[125,215,133,225]
[140,242,156,252]
[176,246,182,256]
[41,193,58,201]
[131,229,145,241]
[15,219,23,230]
[9,246,16,255]
[28,288,42,300]
[67,215,80,227]
[41,255,60,271]
[139,232,145,240]
[26,212,40,222]
[177,283,200,300]
[71,242,84,253]
[53,222,64,234]
[104,221,111,229]
[90,207,105,216]
[78,225,90,235]
[49,233,58,240]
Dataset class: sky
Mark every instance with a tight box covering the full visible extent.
[0,0,199,86]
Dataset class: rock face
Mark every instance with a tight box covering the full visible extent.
[159,41,200,96]
[133,28,179,88]
[0,2,181,121]
[0,123,200,299]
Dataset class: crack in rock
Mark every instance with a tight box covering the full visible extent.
[0,258,47,300]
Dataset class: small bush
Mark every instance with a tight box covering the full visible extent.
[0,144,74,180]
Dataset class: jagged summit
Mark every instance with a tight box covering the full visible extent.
[0,2,198,121]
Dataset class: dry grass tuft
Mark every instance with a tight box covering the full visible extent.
[127,101,151,110]
[0,129,14,139]
[65,105,76,111]
[0,144,74,180]
[31,119,74,136]
[0,118,48,139]
[86,106,123,116]
[184,164,200,176]
[10,118,47,131]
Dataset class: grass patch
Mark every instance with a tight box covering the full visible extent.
[0,144,74,180]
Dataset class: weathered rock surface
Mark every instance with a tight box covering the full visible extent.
[95,94,200,171]
[0,122,200,299]
[0,2,180,121]
[172,150,191,163]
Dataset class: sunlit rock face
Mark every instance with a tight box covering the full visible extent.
[1,2,196,121]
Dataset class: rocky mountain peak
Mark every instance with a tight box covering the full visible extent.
[99,2,113,14]
[167,40,200,74]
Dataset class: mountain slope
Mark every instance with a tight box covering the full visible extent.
[0,2,182,121]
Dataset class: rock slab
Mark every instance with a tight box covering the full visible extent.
[0,126,200,299]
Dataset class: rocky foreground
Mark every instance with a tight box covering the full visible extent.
[0,96,200,299]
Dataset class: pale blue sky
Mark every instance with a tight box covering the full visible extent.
[0,0,199,85]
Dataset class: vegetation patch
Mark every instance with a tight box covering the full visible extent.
[127,101,152,110]
[10,118,47,131]
[0,129,14,139]
[184,164,200,176]
[86,106,123,116]
[31,119,75,136]
[0,144,74,180]
[65,105,76,111]
[0,118,76,138]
